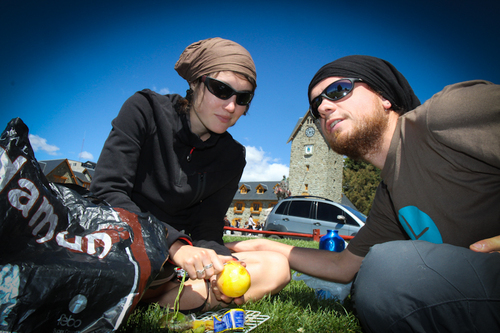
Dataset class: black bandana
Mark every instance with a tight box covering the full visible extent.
[308,55,421,114]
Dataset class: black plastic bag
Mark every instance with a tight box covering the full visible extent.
[0,118,170,332]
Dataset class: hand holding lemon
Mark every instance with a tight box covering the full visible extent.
[216,261,251,298]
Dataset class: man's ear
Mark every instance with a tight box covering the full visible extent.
[381,97,392,110]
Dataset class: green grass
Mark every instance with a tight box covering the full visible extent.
[118,236,363,332]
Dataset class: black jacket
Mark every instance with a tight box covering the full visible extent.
[90,89,246,251]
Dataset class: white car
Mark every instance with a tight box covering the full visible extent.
[264,196,366,238]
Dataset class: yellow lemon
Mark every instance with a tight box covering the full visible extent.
[216,261,251,298]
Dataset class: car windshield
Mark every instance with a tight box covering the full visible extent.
[340,204,367,222]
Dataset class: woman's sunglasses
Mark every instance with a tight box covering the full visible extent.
[309,78,363,119]
[201,75,254,106]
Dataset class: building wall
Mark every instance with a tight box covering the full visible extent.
[226,199,277,228]
[46,163,73,184]
[67,159,86,173]
[288,114,344,202]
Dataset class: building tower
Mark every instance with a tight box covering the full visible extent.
[287,110,344,202]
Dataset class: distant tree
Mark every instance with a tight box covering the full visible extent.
[274,175,291,201]
[342,158,381,215]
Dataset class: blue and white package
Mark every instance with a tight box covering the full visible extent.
[213,309,245,332]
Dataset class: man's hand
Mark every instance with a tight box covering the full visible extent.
[225,239,281,253]
[470,235,500,253]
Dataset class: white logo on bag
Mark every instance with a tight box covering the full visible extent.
[0,145,27,191]
[1,148,124,258]
[8,179,59,243]
[56,231,113,259]
[57,314,82,328]
[1,145,59,244]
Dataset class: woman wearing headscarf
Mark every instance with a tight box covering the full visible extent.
[91,38,290,312]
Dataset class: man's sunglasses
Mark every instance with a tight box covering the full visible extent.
[201,75,254,106]
[309,78,363,119]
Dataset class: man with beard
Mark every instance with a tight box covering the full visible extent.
[227,55,500,332]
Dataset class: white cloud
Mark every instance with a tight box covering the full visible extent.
[159,87,171,95]
[79,151,94,161]
[152,86,171,95]
[29,134,59,155]
[241,146,289,182]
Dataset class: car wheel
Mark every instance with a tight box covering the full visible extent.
[268,234,282,239]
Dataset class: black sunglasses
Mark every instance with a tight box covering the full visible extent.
[201,75,254,106]
[309,78,363,119]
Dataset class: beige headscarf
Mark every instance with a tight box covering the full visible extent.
[175,37,256,87]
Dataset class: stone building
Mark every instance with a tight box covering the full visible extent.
[287,110,344,202]
[225,181,281,228]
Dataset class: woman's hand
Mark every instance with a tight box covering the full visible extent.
[470,235,500,253]
[208,260,248,305]
[169,241,232,280]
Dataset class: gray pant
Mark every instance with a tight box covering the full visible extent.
[353,241,500,332]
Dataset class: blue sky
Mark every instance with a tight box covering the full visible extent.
[1,0,499,181]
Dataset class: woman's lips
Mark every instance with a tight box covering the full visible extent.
[216,114,231,123]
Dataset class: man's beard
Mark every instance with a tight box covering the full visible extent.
[324,107,389,161]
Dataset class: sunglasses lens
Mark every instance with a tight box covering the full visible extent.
[310,97,322,119]
[324,79,353,100]
[208,79,233,100]
[309,79,356,119]
[236,93,253,105]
